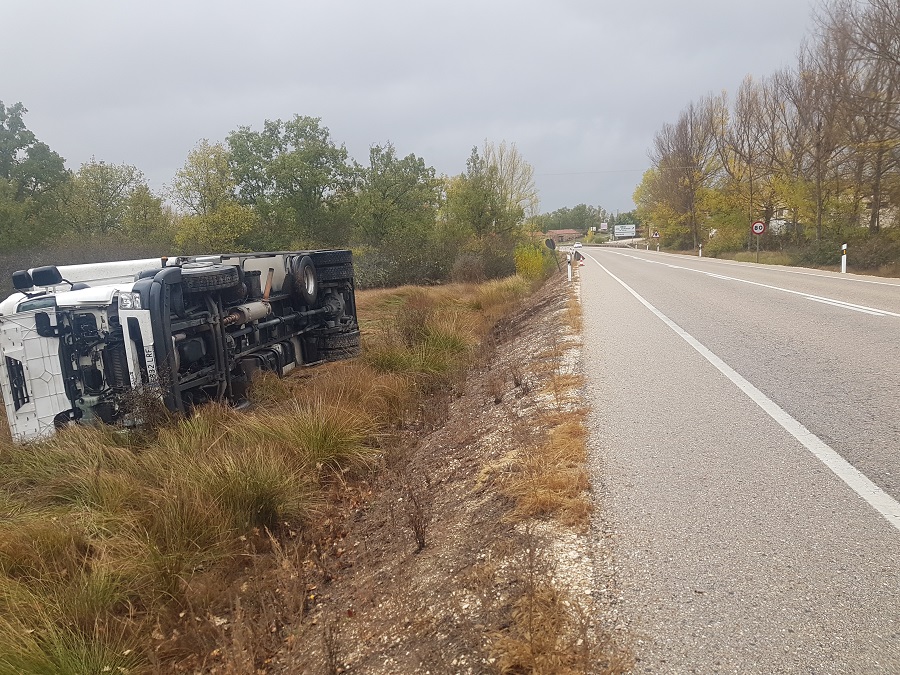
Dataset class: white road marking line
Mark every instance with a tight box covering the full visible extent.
[606,247,900,288]
[807,297,886,317]
[610,251,899,318]
[588,254,900,535]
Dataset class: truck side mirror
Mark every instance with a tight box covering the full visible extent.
[12,270,34,290]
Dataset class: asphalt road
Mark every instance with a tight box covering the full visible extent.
[579,248,900,673]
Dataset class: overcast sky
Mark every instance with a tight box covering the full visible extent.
[2,0,817,215]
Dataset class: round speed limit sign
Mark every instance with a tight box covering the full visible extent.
[751,221,766,235]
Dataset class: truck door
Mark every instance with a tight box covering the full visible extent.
[0,310,70,442]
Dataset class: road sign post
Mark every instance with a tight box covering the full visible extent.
[751,221,766,263]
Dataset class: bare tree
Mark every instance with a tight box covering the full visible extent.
[824,0,900,231]
[652,98,719,249]
[483,140,540,224]
[711,76,777,238]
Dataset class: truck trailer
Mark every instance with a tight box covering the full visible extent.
[0,250,360,442]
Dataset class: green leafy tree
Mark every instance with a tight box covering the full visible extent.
[350,143,444,283]
[443,147,499,236]
[174,202,258,254]
[355,143,440,245]
[541,204,608,232]
[122,184,173,246]
[0,101,70,249]
[442,143,539,278]
[227,116,355,247]
[170,139,257,253]
[170,140,233,217]
[65,159,145,235]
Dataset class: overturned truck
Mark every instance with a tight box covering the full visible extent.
[0,251,360,442]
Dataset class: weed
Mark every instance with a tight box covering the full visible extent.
[503,418,592,528]
[565,285,583,333]
[731,250,794,266]
[509,362,525,388]
[487,371,506,404]
[403,480,430,553]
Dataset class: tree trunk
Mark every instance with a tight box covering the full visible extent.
[869,149,884,233]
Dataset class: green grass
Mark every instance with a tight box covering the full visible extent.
[729,250,794,265]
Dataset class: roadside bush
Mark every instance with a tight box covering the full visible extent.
[844,229,900,269]
[705,229,748,257]
[514,243,556,284]
[794,238,843,266]
[451,254,487,283]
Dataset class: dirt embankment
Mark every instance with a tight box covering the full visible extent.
[253,276,627,674]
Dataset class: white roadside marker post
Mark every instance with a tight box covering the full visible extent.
[698,244,703,258]
[841,243,847,273]
[567,253,572,282]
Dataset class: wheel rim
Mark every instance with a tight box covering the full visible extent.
[303,267,315,295]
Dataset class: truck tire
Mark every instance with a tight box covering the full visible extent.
[316,263,354,283]
[321,329,361,361]
[292,256,318,305]
[310,250,353,267]
[181,264,240,293]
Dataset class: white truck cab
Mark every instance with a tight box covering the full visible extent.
[0,251,359,442]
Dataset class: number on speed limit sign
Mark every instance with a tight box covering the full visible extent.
[751,221,766,235]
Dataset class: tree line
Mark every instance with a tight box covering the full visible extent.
[0,103,543,288]
[635,0,900,268]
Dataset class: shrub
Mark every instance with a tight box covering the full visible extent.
[794,238,844,266]
[844,229,900,269]
[514,244,546,282]
[451,254,487,283]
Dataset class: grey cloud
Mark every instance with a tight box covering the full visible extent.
[3,0,814,213]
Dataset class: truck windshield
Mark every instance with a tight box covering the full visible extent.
[17,297,57,313]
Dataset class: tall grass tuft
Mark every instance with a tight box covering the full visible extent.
[194,445,319,531]
[0,612,147,675]
[503,418,592,528]
[238,399,377,474]
[0,512,91,583]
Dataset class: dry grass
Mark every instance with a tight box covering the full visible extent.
[487,525,629,675]
[502,416,592,528]
[0,275,537,672]
[564,285,583,333]
[483,278,631,674]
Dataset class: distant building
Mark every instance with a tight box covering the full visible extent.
[545,229,583,243]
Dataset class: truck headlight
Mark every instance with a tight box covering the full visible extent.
[118,292,142,310]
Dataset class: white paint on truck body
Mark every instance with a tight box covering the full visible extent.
[0,309,71,441]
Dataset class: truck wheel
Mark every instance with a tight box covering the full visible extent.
[292,256,318,305]
[181,264,240,293]
[310,250,353,267]
[321,329,361,361]
[316,263,354,283]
